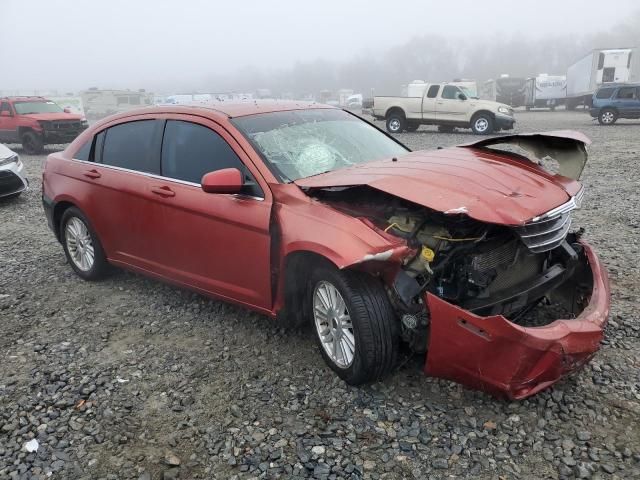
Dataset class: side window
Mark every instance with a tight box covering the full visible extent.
[102,120,159,174]
[426,85,440,98]
[161,120,263,197]
[74,139,93,161]
[616,87,637,99]
[595,87,615,99]
[0,102,11,114]
[441,85,461,99]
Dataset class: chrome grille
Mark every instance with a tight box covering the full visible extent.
[514,188,583,253]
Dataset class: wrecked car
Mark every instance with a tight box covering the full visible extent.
[41,102,610,399]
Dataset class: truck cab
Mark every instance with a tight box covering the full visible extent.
[373,83,515,135]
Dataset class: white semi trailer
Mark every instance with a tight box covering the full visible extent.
[524,74,566,111]
[566,48,640,109]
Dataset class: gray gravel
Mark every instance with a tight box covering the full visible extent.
[1,109,639,479]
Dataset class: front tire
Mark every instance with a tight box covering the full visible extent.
[598,109,617,125]
[22,131,44,154]
[471,113,494,135]
[60,207,109,280]
[309,266,398,385]
[386,114,406,134]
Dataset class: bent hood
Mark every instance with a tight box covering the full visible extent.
[295,131,589,226]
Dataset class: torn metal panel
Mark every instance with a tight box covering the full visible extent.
[459,130,591,181]
[423,241,609,400]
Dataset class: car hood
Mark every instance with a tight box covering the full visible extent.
[295,132,589,226]
[21,113,84,121]
[0,143,17,160]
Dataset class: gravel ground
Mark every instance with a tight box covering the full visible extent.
[1,110,639,480]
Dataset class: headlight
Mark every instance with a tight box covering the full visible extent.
[498,106,511,115]
[0,154,19,166]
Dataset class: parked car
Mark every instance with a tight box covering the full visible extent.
[0,96,88,154]
[42,102,609,399]
[590,83,640,124]
[373,83,515,134]
[0,143,28,198]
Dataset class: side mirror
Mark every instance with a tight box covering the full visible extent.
[0,110,11,117]
[458,93,467,101]
[201,168,243,194]
[63,107,71,113]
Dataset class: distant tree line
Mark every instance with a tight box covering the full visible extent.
[203,11,640,97]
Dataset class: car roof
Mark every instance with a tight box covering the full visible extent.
[110,100,336,122]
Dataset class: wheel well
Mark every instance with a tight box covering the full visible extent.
[471,110,495,122]
[276,251,337,328]
[601,106,618,114]
[17,127,38,138]
[385,107,406,120]
[52,201,75,241]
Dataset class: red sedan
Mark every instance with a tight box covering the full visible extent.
[42,102,610,399]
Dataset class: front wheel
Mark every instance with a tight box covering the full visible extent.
[471,114,494,135]
[61,207,109,280]
[386,114,406,134]
[598,109,617,125]
[309,266,398,385]
[22,131,44,154]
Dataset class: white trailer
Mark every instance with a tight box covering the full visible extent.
[566,48,640,109]
[524,75,566,110]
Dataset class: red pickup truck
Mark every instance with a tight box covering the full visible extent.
[0,96,88,154]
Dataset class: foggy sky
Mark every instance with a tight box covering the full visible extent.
[1,0,638,93]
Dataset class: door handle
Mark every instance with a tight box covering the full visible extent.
[151,185,175,197]
[83,169,101,179]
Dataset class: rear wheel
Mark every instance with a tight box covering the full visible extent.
[22,131,44,154]
[61,207,109,280]
[309,266,398,385]
[598,109,617,125]
[386,114,406,134]
[471,113,494,135]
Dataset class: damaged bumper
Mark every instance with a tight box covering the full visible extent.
[423,240,610,400]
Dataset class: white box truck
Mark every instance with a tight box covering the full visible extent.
[566,48,640,109]
[524,74,566,111]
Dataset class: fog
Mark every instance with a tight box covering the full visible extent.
[2,0,639,96]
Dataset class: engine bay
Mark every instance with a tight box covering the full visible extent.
[308,186,594,353]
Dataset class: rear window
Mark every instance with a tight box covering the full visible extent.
[426,85,440,98]
[102,120,159,174]
[595,87,615,99]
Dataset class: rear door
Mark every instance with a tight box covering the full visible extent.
[421,85,440,120]
[71,118,164,268]
[142,116,273,310]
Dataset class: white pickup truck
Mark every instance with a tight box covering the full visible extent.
[373,83,516,134]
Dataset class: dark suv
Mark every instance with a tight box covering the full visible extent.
[590,84,640,125]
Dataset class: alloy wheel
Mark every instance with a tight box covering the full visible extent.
[313,280,355,368]
[65,217,95,272]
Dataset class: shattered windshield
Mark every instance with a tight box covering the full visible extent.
[13,101,64,114]
[232,109,409,182]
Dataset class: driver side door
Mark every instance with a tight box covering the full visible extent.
[143,116,273,312]
[436,85,470,123]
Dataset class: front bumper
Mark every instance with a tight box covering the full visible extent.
[0,159,29,197]
[423,240,609,400]
[42,125,87,144]
[494,113,515,130]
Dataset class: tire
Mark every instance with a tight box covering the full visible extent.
[21,131,44,154]
[60,207,109,280]
[309,266,398,385]
[437,125,455,133]
[598,109,617,125]
[471,113,494,135]
[386,113,406,133]
[406,123,419,132]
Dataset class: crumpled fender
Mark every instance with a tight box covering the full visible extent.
[460,130,591,180]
